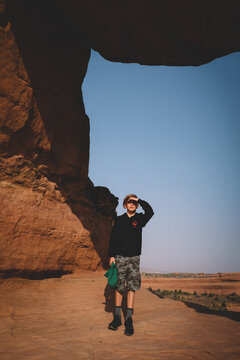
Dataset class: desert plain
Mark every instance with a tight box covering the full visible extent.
[142,272,240,311]
[0,271,239,360]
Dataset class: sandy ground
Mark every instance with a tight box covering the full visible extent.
[0,271,240,360]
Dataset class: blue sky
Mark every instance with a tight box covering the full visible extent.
[82,50,240,273]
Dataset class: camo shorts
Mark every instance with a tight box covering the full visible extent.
[115,255,141,293]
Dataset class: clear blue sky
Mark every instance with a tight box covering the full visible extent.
[82,50,240,273]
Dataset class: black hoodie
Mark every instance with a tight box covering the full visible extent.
[108,199,154,257]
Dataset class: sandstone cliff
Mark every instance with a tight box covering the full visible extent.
[0,0,118,273]
[0,0,239,274]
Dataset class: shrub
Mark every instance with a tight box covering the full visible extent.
[211,302,216,309]
[221,301,227,309]
[231,295,240,302]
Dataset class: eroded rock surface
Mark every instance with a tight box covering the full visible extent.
[0,272,239,360]
[0,0,239,272]
[0,0,118,272]
[0,180,117,272]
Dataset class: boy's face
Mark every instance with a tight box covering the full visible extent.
[125,197,139,212]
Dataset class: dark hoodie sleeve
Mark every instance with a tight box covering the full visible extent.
[138,199,154,227]
[108,217,118,257]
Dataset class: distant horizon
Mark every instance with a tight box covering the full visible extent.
[140,267,240,275]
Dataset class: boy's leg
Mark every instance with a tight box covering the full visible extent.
[115,290,123,307]
[124,256,141,336]
[126,290,135,321]
[108,290,123,330]
[114,290,123,318]
[127,290,135,309]
[108,256,126,331]
[114,256,126,310]
[126,255,141,299]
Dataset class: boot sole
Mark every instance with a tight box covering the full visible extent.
[108,324,122,330]
[124,330,134,336]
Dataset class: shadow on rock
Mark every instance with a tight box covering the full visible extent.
[148,289,240,323]
[183,301,240,323]
[103,284,115,314]
[0,269,72,280]
[104,284,128,317]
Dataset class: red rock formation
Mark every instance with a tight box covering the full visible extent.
[0,179,117,272]
[58,0,240,66]
[0,0,239,274]
[0,0,118,273]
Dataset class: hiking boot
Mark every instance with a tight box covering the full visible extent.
[108,315,122,330]
[124,317,134,336]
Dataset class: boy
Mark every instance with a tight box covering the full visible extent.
[108,194,154,336]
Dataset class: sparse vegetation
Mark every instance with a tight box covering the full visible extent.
[148,288,240,312]
[142,272,214,279]
[227,293,240,302]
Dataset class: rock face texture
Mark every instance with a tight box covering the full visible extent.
[0,0,118,272]
[58,0,240,66]
[0,0,240,273]
[0,179,117,272]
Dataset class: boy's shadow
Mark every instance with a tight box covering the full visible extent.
[103,284,128,317]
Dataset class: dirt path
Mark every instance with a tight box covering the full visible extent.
[0,271,240,360]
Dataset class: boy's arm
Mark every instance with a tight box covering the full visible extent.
[138,198,154,227]
[108,218,117,262]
